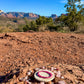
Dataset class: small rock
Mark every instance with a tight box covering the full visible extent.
[24,76,28,80]
[19,77,25,81]
[25,80,31,84]
[35,68,40,71]
[51,67,54,71]
[61,76,64,79]
[58,80,66,84]
[42,66,45,69]
[27,72,32,76]
[56,71,61,78]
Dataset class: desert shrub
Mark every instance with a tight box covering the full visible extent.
[30,21,38,31]
[0,27,14,33]
[48,24,57,31]
[37,25,48,31]
[6,24,12,27]
[36,16,53,25]
[23,24,30,32]
[23,21,39,32]
[15,24,24,32]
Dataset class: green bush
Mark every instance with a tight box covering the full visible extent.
[48,25,57,31]
[23,24,30,32]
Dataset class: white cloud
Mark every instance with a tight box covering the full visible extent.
[61,0,67,3]
[75,1,84,5]
[61,0,84,5]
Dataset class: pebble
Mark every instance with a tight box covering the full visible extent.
[27,72,31,76]
[19,77,24,81]
[58,80,66,84]
[53,71,57,74]
[35,68,40,71]
[56,71,61,78]
[42,66,45,69]
[26,80,31,84]
[51,67,54,71]
[61,76,64,79]
[24,76,28,80]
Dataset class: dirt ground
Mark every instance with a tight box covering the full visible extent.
[0,31,84,83]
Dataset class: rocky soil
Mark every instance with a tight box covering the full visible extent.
[0,31,84,84]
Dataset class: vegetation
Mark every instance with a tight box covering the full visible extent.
[0,16,32,33]
[23,16,55,32]
[23,0,84,33]
[36,16,53,25]
[0,0,84,33]
[56,0,84,32]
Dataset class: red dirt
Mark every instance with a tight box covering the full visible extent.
[0,32,84,77]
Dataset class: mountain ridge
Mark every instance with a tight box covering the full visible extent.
[0,10,58,19]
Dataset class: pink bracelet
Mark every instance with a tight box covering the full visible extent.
[37,71,53,78]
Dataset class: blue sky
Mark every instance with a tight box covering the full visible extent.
[0,0,84,16]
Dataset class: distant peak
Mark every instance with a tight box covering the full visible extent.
[0,10,4,13]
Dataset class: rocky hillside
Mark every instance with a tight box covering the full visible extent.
[0,10,58,19]
[0,32,84,84]
[0,12,39,19]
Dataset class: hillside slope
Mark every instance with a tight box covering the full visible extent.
[0,32,84,83]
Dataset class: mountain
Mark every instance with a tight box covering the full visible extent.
[0,10,58,19]
[61,13,68,16]
[50,14,58,19]
[0,12,40,19]
[0,10,4,15]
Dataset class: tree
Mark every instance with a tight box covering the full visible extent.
[30,21,38,31]
[36,16,53,25]
[23,24,30,32]
[36,16,43,25]
[47,17,53,23]
[58,0,84,31]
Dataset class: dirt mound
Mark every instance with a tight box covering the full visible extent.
[0,32,84,83]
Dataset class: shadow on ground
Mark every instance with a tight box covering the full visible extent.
[0,69,20,83]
